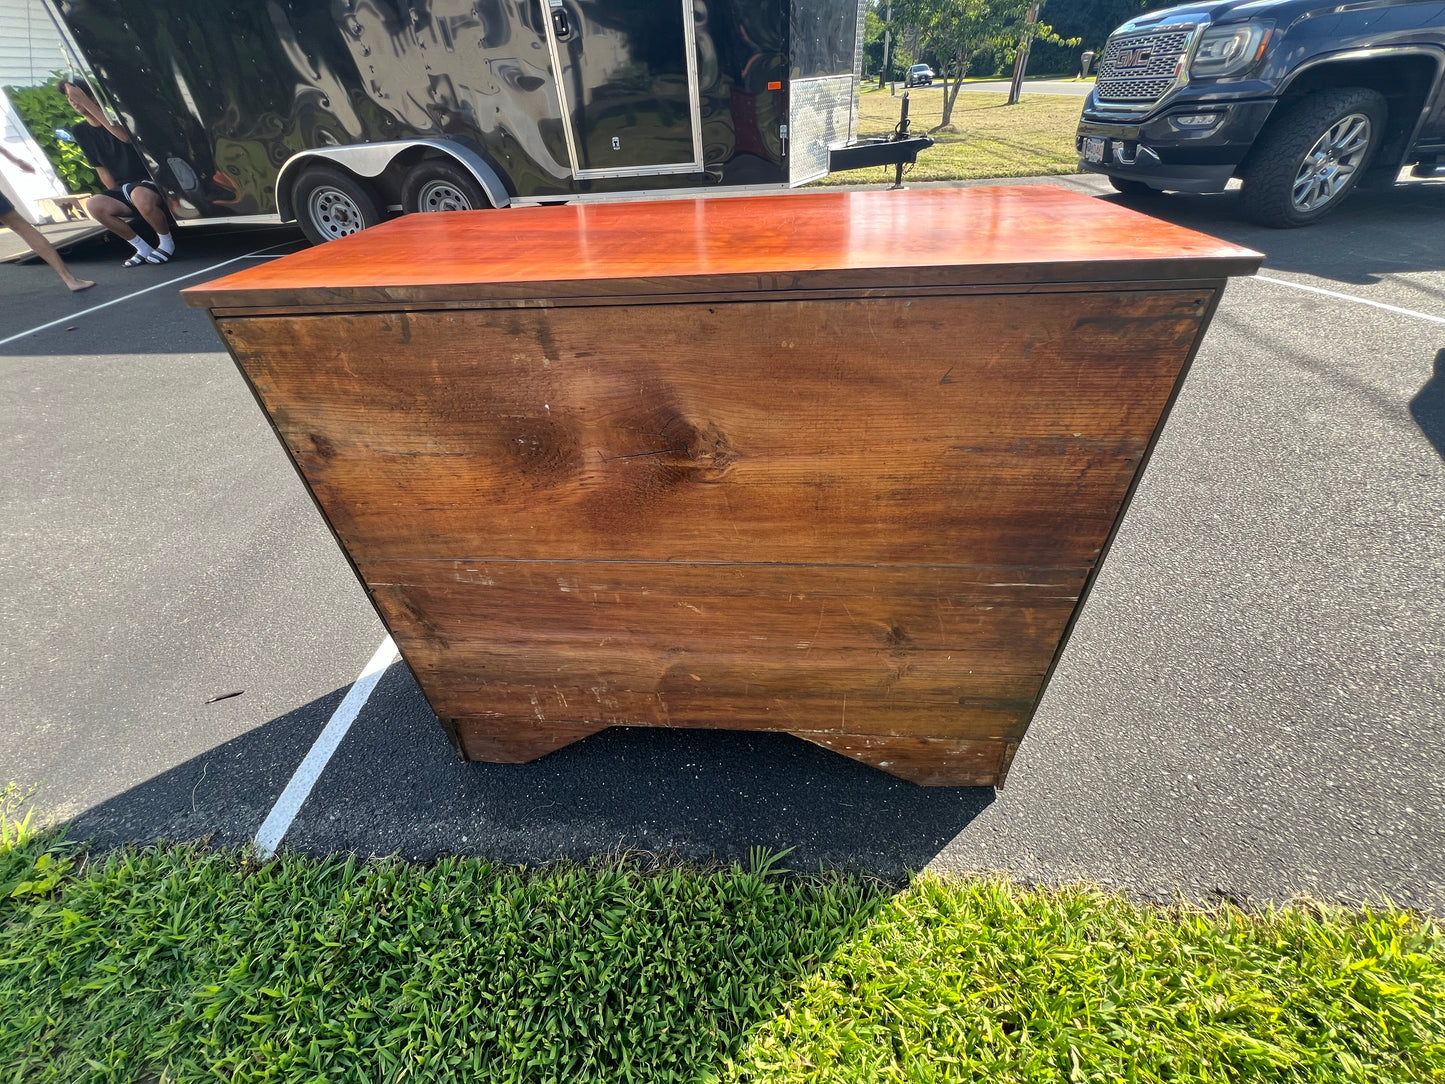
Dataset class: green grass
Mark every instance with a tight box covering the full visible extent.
[2,796,1443,1082]
[816,86,1084,186]
[722,877,1445,1083]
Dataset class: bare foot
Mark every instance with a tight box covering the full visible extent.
[66,278,96,292]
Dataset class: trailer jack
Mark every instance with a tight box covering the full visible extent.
[826,92,934,179]
[891,93,912,189]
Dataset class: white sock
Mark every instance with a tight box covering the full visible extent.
[128,236,156,259]
[157,232,174,255]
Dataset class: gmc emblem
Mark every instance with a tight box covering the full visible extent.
[1116,47,1154,67]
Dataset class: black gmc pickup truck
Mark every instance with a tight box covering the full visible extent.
[1075,0,1445,225]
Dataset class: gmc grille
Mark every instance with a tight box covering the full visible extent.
[1094,28,1193,108]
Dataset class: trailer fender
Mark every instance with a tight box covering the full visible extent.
[275,140,511,221]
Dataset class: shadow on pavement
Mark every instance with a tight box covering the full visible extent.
[1102,179,1445,285]
[68,662,994,875]
[67,684,352,850]
[1411,349,1445,461]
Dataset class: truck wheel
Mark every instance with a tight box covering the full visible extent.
[402,160,490,214]
[1238,88,1386,227]
[292,166,383,244]
[1109,176,1160,197]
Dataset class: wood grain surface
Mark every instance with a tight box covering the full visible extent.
[787,734,1015,788]
[218,289,1205,568]
[182,187,1261,309]
[366,560,1077,737]
[195,187,1256,785]
[448,718,1015,787]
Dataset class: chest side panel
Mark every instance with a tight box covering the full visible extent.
[216,285,1215,783]
[217,288,1209,567]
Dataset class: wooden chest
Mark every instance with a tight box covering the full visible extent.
[184,187,1259,786]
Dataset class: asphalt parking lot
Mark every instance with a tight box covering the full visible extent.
[3,176,1442,911]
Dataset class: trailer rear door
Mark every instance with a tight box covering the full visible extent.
[542,0,704,178]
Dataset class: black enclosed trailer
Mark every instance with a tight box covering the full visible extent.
[49,0,930,241]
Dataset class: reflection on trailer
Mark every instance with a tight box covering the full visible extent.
[51,0,930,242]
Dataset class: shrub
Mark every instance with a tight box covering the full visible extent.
[3,73,99,194]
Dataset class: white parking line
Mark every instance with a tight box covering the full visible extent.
[253,636,401,860]
[1254,274,1445,326]
[0,241,296,349]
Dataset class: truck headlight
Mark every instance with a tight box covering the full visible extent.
[1189,23,1271,79]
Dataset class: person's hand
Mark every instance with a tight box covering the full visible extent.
[64,86,101,121]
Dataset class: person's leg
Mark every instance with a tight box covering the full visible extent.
[84,192,138,240]
[127,184,174,259]
[85,192,158,265]
[0,208,95,291]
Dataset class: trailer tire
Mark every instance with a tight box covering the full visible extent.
[402,160,491,214]
[292,166,383,245]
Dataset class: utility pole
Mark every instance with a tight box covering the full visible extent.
[880,0,892,88]
[1007,3,1039,105]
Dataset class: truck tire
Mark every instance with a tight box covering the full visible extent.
[1109,176,1160,197]
[292,165,383,245]
[401,160,491,214]
[1238,88,1386,227]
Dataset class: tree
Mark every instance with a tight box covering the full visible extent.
[866,1,920,83]
[1029,0,1172,75]
[1058,0,1164,49]
[863,5,887,79]
[893,0,1073,128]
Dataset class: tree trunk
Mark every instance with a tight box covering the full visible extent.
[938,52,973,128]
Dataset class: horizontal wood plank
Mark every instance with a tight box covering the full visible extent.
[448,715,1014,786]
[365,559,1082,668]
[366,560,1075,739]
[432,680,1036,740]
[200,277,1232,320]
[182,187,1261,309]
[220,288,1205,567]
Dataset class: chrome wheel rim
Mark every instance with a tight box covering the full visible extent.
[1292,113,1372,213]
[308,187,365,239]
[416,179,475,212]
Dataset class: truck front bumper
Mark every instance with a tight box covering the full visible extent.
[1075,100,1276,192]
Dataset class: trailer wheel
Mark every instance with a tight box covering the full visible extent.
[402,160,491,214]
[292,166,383,244]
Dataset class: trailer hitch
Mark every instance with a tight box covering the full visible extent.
[825,90,934,178]
[890,93,912,190]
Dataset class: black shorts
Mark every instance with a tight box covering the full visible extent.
[0,188,13,217]
[99,179,160,212]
